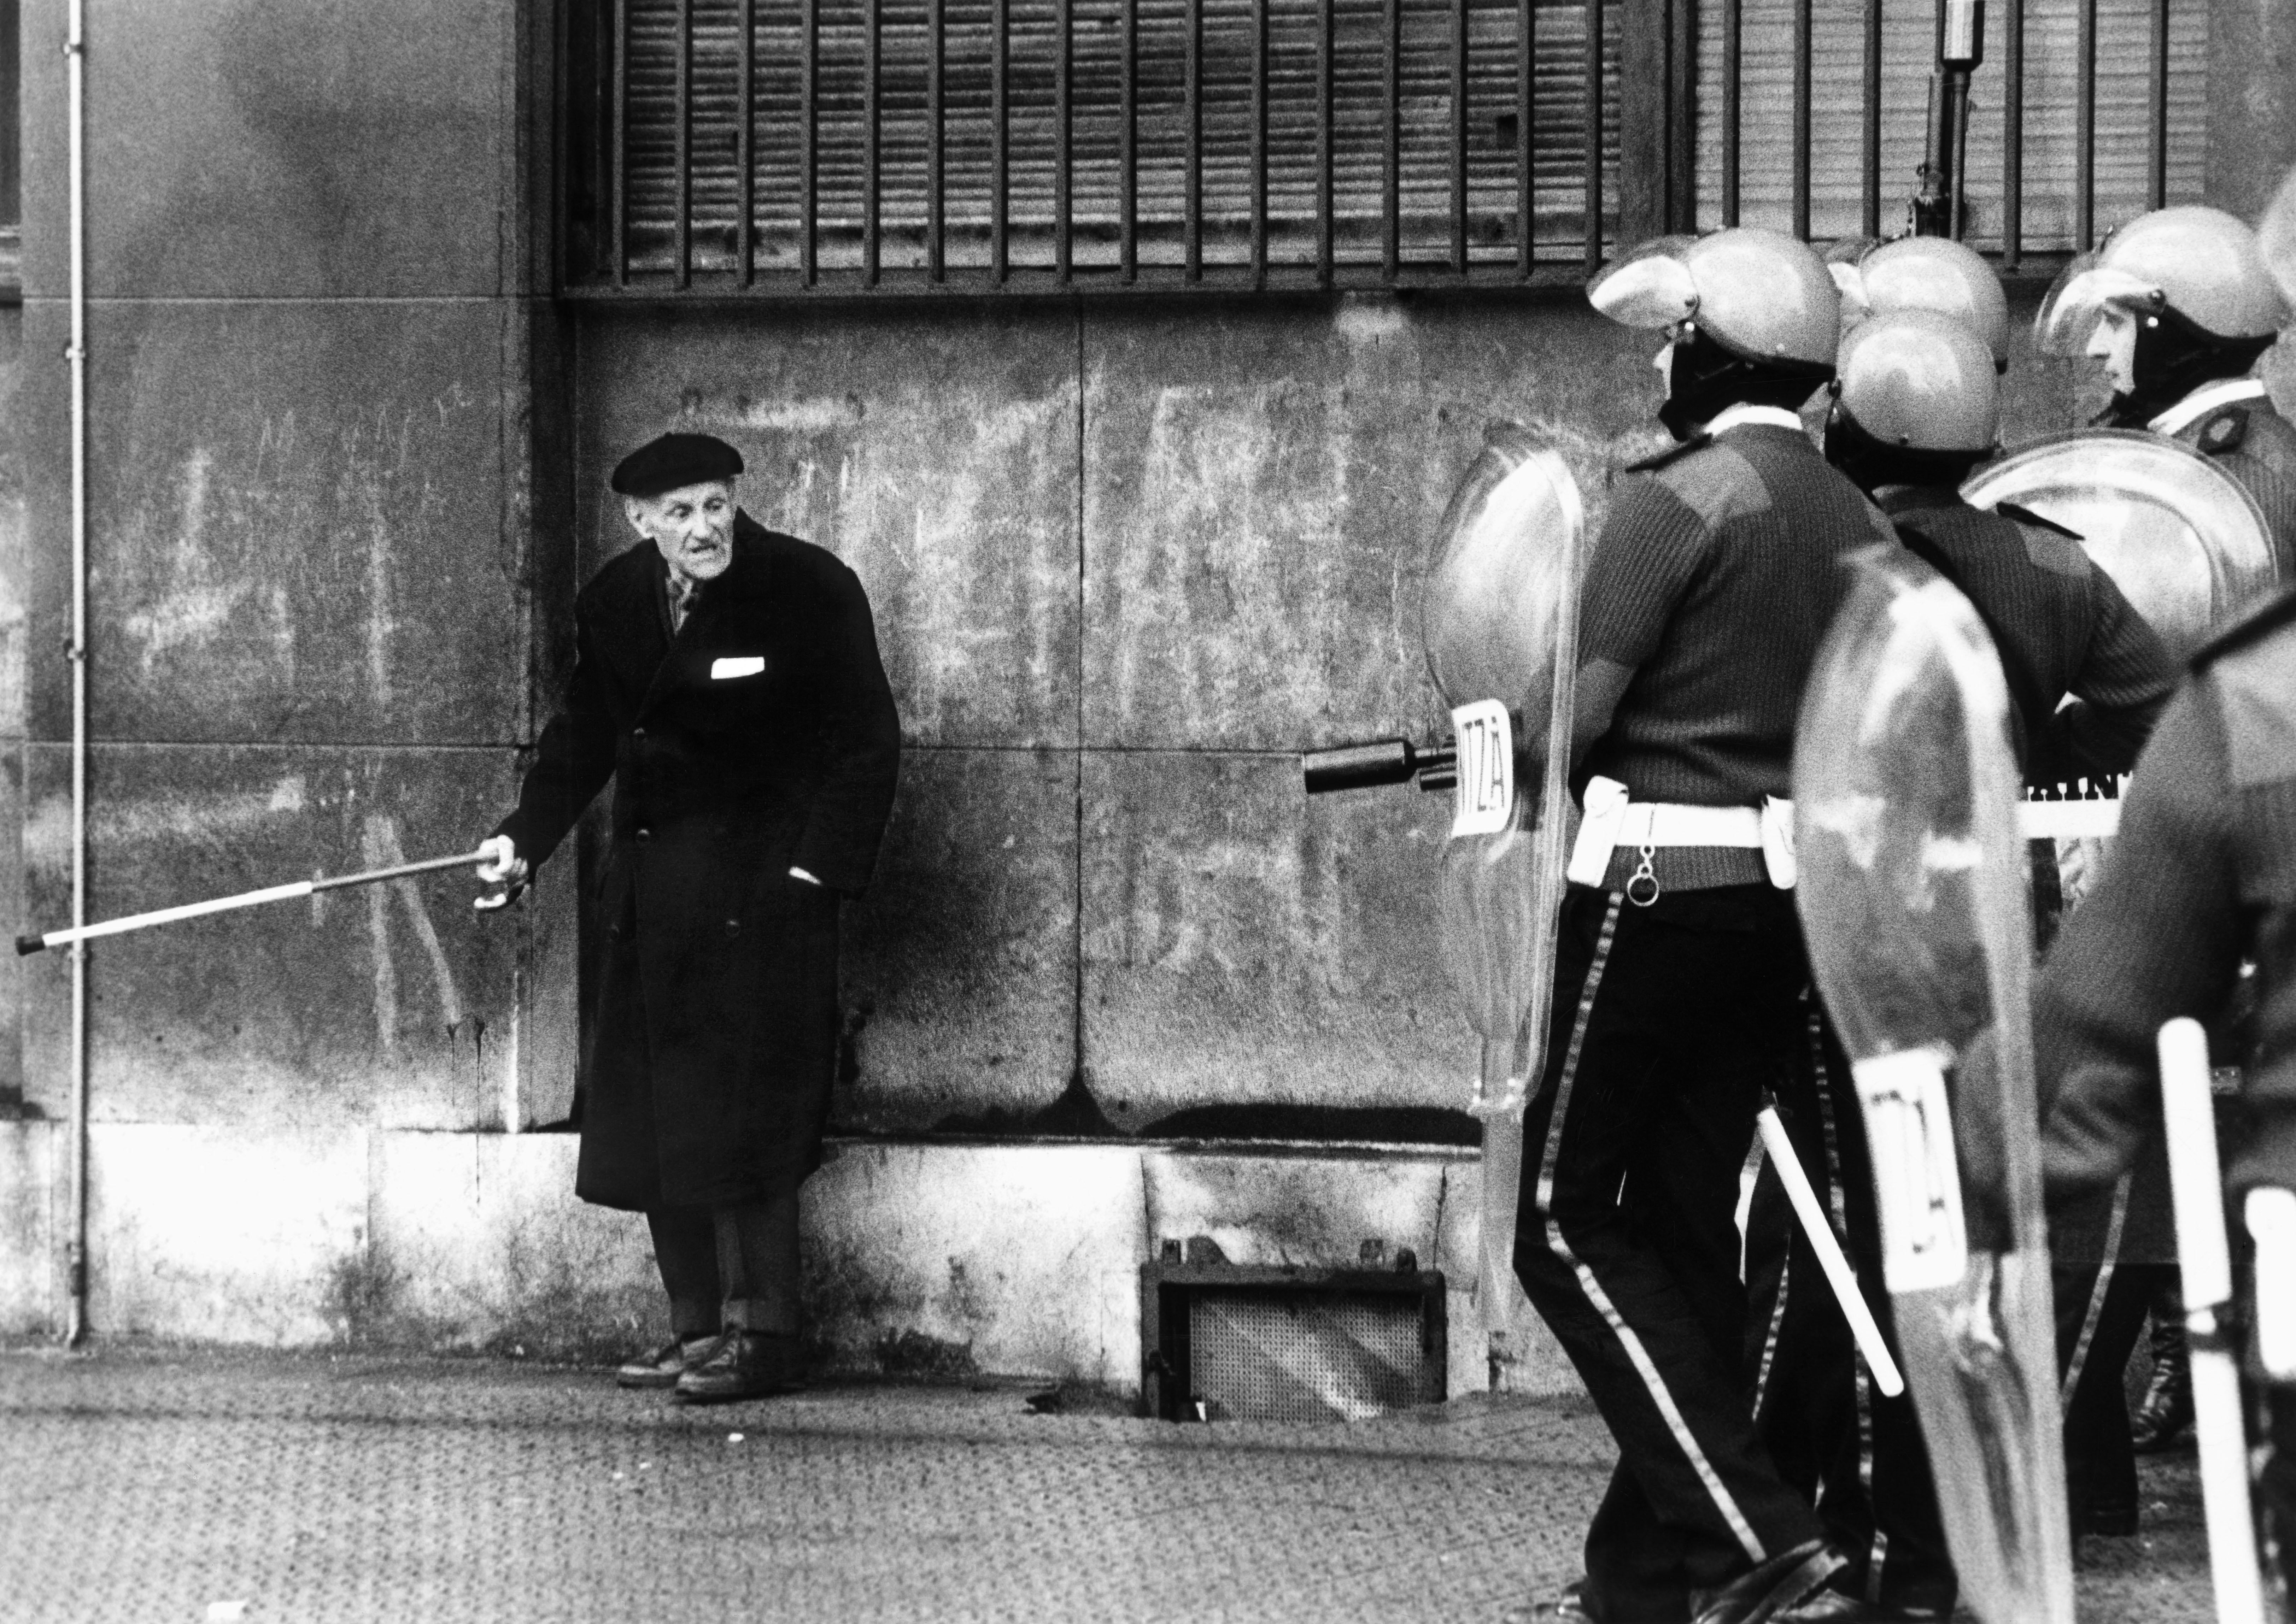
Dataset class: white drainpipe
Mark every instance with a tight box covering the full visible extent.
[63,0,90,1347]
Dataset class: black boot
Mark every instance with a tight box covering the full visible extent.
[1691,1542,1866,1624]
[2131,1317,2194,1453]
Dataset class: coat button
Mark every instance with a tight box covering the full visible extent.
[632,726,647,742]
[723,919,741,938]
[636,827,652,843]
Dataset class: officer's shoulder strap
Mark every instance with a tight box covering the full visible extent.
[1993,500,2084,542]
[2195,405,2251,458]
[1622,432,1712,475]
[2189,583,2296,671]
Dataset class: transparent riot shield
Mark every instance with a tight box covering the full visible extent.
[1793,547,2076,1624]
[1422,425,1584,1336]
[1963,430,2280,658]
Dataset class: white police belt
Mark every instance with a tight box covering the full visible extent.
[2249,1187,2296,1383]
[1567,775,1796,904]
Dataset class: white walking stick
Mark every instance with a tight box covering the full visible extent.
[2159,1016,2267,1624]
[17,849,493,956]
[1757,1104,1906,1398]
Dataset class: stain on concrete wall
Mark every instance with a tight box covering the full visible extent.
[18,745,523,1129]
[19,300,529,745]
[21,0,511,301]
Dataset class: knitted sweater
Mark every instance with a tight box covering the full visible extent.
[2038,589,2296,1209]
[2162,390,2296,581]
[1877,487,2178,786]
[1576,422,1899,890]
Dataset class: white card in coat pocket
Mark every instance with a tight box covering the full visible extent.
[710,656,766,679]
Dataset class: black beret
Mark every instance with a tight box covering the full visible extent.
[610,433,745,498]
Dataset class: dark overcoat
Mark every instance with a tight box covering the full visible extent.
[499,514,901,1211]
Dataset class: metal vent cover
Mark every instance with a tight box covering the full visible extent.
[1141,1263,1447,1424]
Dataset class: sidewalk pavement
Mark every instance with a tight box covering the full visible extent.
[0,1347,2214,1623]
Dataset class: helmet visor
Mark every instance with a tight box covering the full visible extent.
[2034,255,2162,357]
[1588,237,1700,330]
[2262,168,2296,309]
[1829,260,1873,334]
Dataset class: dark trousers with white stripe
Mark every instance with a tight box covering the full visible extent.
[1514,883,1827,1620]
[2053,1238,2163,1531]
[1747,1005,1955,1614]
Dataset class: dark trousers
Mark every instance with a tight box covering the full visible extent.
[647,1191,802,1338]
[2263,1385,2296,1594]
[2052,1201,2166,1531]
[1513,884,1826,1621]
[1747,1001,1955,1615]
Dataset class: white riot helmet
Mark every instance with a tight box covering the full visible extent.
[1834,235,2011,371]
[2036,207,2288,423]
[1591,228,1840,439]
[1826,310,2001,491]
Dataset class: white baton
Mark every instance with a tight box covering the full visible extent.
[1757,1105,1906,1398]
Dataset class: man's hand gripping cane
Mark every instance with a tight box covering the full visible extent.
[473,834,530,913]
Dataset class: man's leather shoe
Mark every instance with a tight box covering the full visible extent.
[616,1334,721,1389]
[1691,1542,1863,1624]
[674,1330,805,1403]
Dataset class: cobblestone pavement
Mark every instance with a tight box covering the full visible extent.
[0,1347,2215,1623]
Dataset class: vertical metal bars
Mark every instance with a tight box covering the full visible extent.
[865,0,882,284]
[802,0,819,284]
[737,0,755,283]
[1450,0,1468,274]
[1582,0,1602,273]
[1789,0,1809,241]
[1122,0,1138,281]
[1253,0,1269,287]
[1187,0,1204,281]
[1861,0,1881,239]
[1383,0,1399,280]
[1721,0,1740,226]
[2074,0,2095,248]
[2002,0,2022,271]
[1516,0,1533,276]
[1059,0,1075,281]
[929,0,945,280]
[612,0,629,284]
[2146,0,2168,210]
[994,0,1010,282]
[1318,0,1334,285]
[674,0,691,287]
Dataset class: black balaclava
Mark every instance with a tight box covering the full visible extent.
[1821,402,1989,495]
[2098,305,2276,428]
[1660,324,1835,442]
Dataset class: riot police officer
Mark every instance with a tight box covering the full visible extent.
[1751,302,2181,1586]
[2038,205,2296,571]
[2027,575,2296,1596]
[1824,308,2176,785]
[1512,227,1895,1624]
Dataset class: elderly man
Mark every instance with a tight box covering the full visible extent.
[476,431,901,1403]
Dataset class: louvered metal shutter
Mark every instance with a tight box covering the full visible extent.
[571,0,1623,291]
[1694,0,2209,263]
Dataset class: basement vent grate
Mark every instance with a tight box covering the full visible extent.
[1140,1258,1447,1424]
